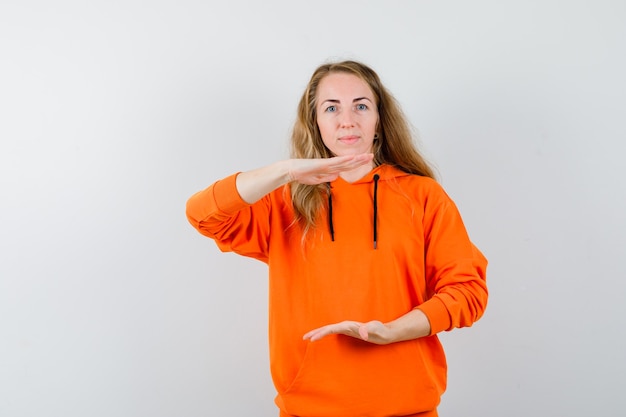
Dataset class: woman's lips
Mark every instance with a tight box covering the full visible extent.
[339,135,359,144]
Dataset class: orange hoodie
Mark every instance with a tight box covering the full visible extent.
[186,164,488,417]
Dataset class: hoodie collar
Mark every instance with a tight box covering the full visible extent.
[332,164,411,186]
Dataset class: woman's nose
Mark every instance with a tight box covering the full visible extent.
[339,111,355,127]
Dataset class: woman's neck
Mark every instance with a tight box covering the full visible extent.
[338,162,375,183]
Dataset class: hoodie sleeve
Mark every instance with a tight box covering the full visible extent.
[185,173,271,263]
[416,187,488,335]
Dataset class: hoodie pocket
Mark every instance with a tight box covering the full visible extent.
[278,336,444,417]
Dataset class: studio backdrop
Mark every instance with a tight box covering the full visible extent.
[1,1,625,416]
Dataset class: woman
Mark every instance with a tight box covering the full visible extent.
[186,60,488,417]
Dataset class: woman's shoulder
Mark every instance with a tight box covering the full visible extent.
[380,165,443,190]
[378,166,454,209]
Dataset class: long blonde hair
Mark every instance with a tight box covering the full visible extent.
[290,60,435,235]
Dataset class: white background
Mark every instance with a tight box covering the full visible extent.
[2,1,625,416]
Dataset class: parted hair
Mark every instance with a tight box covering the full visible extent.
[290,60,436,235]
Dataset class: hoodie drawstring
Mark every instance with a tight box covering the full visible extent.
[327,183,335,242]
[373,174,380,249]
[326,174,380,249]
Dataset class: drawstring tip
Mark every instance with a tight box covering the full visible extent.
[373,241,377,250]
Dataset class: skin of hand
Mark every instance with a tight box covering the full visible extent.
[302,309,432,345]
[286,153,374,185]
[236,153,374,204]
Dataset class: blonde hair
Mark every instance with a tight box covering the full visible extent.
[290,60,435,235]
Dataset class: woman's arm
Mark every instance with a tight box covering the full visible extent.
[186,153,375,260]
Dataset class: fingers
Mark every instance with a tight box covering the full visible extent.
[289,153,374,185]
[326,153,374,171]
[303,321,363,342]
[302,325,334,342]
[303,321,351,342]
[303,320,388,344]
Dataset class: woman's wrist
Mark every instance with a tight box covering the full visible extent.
[385,309,432,343]
[235,160,292,204]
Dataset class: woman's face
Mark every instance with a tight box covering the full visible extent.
[316,72,379,157]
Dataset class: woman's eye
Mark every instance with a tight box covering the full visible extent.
[325,105,337,113]
[356,103,368,111]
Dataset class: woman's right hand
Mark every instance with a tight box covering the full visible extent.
[287,153,374,185]
[236,153,374,204]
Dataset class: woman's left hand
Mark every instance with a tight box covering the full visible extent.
[303,320,391,345]
[302,310,431,345]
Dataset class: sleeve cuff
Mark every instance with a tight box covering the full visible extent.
[417,296,452,335]
[213,172,250,214]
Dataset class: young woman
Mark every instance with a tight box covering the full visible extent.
[186,60,488,417]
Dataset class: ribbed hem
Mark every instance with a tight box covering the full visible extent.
[279,409,438,417]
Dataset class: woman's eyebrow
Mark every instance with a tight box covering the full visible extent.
[320,97,373,105]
